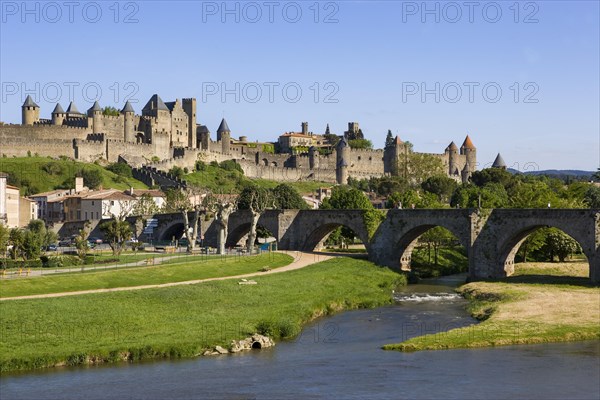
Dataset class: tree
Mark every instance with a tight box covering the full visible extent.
[470,168,514,188]
[0,223,8,262]
[81,169,102,190]
[421,176,458,203]
[517,228,547,262]
[203,192,237,254]
[543,228,582,262]
[272,184,308,209]
[321,186,383,238]
[8,228,24,260]
[102,106,120,116]
[162,187,203,252]
[238,186,273,252]
[397,153,445,185]
[419,227,455,266]
[348,139,373,150]
[584,185,600,208]
[27,219,57,248]
[324,133,340,147]
[74,223,91,261]
[385,130,394,147]
[132,193,160,216]
[100,219,132,257]
[106,162,133,178]
[168,166,185,180]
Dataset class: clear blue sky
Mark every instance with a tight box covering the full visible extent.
[1,0,598,171]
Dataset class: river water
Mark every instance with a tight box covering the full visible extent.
[2,279,599,399]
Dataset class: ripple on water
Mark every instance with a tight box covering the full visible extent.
[393,292,462,303]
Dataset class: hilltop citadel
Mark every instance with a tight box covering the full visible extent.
[0,94,477,185]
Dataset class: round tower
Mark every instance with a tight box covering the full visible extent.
[461,163,471,183]
[122,101,135,142]
[217,118,231,154]
[88,101,103,134]
[336,136,350,185]
[460,135,476,173]
[51,103,66,126]
[21,95,40,125]
[309,146,319,169]
[446,141,459,176]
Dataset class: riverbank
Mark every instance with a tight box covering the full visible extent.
[384,261,599,351]
[0,258,405,373]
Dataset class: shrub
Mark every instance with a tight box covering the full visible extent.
[219,160,243,174]
[106,163,133,178]
[195,160,206,171]
[255,319,278,337]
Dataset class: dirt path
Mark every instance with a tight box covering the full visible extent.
[0,251,334,301]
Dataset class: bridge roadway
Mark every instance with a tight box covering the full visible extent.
[138,208,600,283]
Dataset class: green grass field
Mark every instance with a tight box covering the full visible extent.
[0,258,405,372]
[383,261,599,352]
[0,253,293,298]
[0,156,147,194]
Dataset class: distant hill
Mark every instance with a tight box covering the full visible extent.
[507,168,594,179]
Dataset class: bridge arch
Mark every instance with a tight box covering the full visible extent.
[158,221,186,241]
[302,222,369,252]
[498,224,592,278]
[226,222,276,248]
[225,210,281,248]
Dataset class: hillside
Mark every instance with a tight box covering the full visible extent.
[184,163,332,194]
[0,156,148,195]
[508,168,595,179]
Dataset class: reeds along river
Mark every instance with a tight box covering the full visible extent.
[2,281,599,400]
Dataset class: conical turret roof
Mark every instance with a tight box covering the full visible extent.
[89,101,102,112]
[22,95,39,108]
[121,101,135,113]
[66,101,81,114]
[217,118,230,133]
[492,153,506,168]
[394,136,404,145]
[52,103,65,114]
[447,141,458,151]
[461,135,475,149]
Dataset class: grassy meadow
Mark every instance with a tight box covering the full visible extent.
[0,258,404,372]
[0,253,293,299]
[384,261,600,352]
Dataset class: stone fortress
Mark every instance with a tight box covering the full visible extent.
[0,94,477,185]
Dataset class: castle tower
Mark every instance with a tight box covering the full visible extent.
[461,163,472,183]
[460,135,477,173]
[66,101,82,118]
[87,101,103,134]
[51,103,66,126]
[446,141,459,176]
[301,122,308,135]
[197,125,210,150]
[182,98,197,149]
[492,153,507,170]
[217,118,231,154]
[309,146,319,169]
[384,136,404,176]
[121,101,135,142]
[336,136,350,184]
[21,95,40,125]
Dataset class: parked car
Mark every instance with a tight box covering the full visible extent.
[58,239,71,247]
[88,237,103,244]
[46,244,58,251]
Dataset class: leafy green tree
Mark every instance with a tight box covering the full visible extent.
[102,106,120,116]
[516,228,547,262]
[21,230,42,261]
[81,169,103,190]
[584,185,600,208]
[168,166,185,180]
[272,184,308,209]
[0,223,8,262]
[162,188,191,213]
[421,176,458,203]
[219,160,244,174]
[106,162,133,178]
[470,168,514,188]
[100,219,132,257]
[321,186,383,238]
[450,183,508,208]
[419,227,456,265]
[132,193,160,215]
[542,228,582,262]
[323,133,340,147]
[348,139,373,149]
[26,219,57,248]
[8,228,24,260]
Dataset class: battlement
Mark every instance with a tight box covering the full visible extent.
[107,139,153,148]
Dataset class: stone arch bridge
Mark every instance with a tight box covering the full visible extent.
[141,208,600,283]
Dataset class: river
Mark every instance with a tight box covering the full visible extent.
[2,278,599,399]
